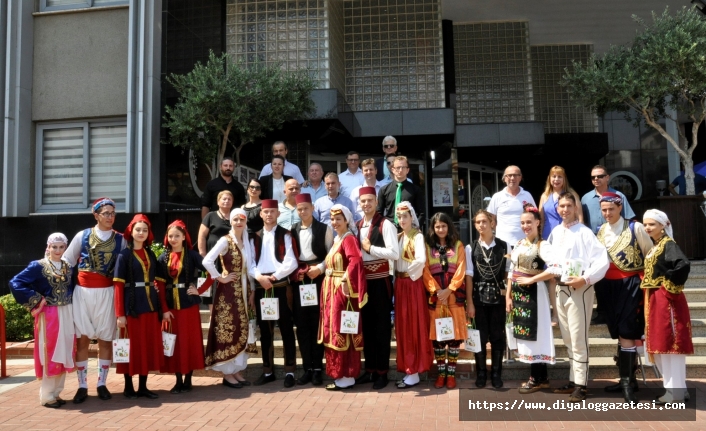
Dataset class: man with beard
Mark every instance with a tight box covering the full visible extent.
[201,157,246,219]
[259,141,305,184]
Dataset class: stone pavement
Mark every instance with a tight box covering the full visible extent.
[1,361,705,431]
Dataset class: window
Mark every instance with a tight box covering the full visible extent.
[40,0,128,13]
[36,121,127,212]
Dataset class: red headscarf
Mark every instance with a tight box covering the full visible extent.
[163,219,193,250]
[124,214,154,246]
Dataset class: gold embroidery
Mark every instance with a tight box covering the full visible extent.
[167,251,185,310]
[512,238,543,275]
[134,251,154,311]
[214,295,235,344]
[642,236,684,294]
[598,220,643,271]
[82,228,117,276]
[38,259,71,306]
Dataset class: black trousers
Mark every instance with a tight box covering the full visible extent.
[361,276,393,374]
[473,299,506,352]
[255,285,297,373]
[293,276,325,370]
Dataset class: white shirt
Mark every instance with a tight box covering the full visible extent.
[600,217,653,257]
[547,221,609,286]
[508,239,559,280]
[63,227,126,267]
[259,159,305,184]
[486,187,536,248]
[272,177,285,203]
[203,233,254,279]
[349,182,383,219]
[338,168,365,198]
[395,231,426,281]
[359,217,400,276]
[297,222,334,273]
[247,225,298,280]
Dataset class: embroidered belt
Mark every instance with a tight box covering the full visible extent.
[395,271,410,279]
[125,282,153,287]
[363,259,390,280]
[325,269,346,277]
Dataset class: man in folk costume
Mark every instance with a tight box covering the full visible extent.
[594,192,652,402]
[354,186,400,389]
[547,193,609,402]
[247,199,300,388]
[63,197,126,403]
[289,193,334,386]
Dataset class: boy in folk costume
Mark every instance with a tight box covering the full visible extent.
[63,197,126,403]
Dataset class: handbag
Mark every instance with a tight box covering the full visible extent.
[112,327,130,363]
[340,299,360,334]
[464,318,482,353]
[505,314,517,350]
[435,305,455,341]
[260,288,280,321]
[162,321,176,357]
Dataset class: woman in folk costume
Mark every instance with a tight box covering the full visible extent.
[641,209,693,404]
[9,233,76,408]
[394,201,433,389]
[423,212,467,390]
[156,220,214,394]
[203,208,257,388]
[114,214,172,399]
[319,204,367,391]
[506,203,559,394]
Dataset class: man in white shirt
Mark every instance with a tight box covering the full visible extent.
[259,141,305,184]
[247,199,299,388]
[277,179,301,230]
[547,192,609,402]
[349,158,383,219]
[300,163,327,201]
[338,151,365,198]
[354,187,400,389]
[487,165,536,248]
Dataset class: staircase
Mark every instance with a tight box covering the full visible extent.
[197,262,706,380]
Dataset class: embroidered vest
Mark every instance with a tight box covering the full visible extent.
[357,212,387,249]
[78,228,123,277]
[471,239,507,285]
[597,220,644,272]
[512,240,546,276]
[426,241,466,306]
[291,219,328,262]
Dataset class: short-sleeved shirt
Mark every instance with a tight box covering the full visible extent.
[486,187,536,247]
[201,211,231,252]
[277,202,301,230]
[200,176,246,210]
[300,182,327,202]
[581,188,635,234]
[671,172,706,195]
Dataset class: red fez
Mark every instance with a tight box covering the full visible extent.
[124,213,154,246]
[359,186,377,197]
[601,192,620,199]
[295,193,312,205]
[262,199,279,209]
[164,219,193,250]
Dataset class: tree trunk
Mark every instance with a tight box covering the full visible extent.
[642,114,697,195]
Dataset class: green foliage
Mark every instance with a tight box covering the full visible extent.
[150,242,167,259]
[0,294,34,341]
[562,6,706,194]
[163,51,316,177]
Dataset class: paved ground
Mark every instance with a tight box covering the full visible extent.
[1,359,705,431]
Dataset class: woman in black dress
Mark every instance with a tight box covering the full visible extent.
[242,178,263,235]
[197,190,233,307]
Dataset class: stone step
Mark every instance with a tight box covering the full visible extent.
[689,260,706,275]
[553,337,706,358]
[686,273,706,288]
[683,287,706,302]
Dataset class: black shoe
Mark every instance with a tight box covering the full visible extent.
[234,379,251,387]
[490,350,504,389]
[355,372,375,385]
[73,387,88,404]
[312,370,323,386]
[590,314,607,325]
[297,370,314,385]
[56,398,67,406]
[180,383,193,392]
[136,389,159,399]
[123,389,138,399]
[475,352,487,388]
[97,385,112,400]
[605,379,638,392]
[253,373,276,386]
[222,378,243,389]
[170,383,184,394]
[284,374,296,388]
[43,401,62,409]
[618,350,638,403]
[372,374,389,390]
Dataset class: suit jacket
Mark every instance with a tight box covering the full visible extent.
[259,174,293,201]
[375,157,386,181]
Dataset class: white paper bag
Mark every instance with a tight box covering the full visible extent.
[112,328,130,363]
[465,324,482,353]
[340,310,360,334]
[299,283,318,306]
[505,321,518,350]
[560,259,584,283]
[198,277,211,297]
[248,319,257,344]
[162,328,176,357]
[435,317,455,341]
[260,296,280,320]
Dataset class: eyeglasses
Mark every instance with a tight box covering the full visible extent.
[383,144,396,149]
[98,212,116,218]
[591,174,608,180]
[391,165,408,171]
[504,174,521,178]
[248,185,261,190]
[347,158,360,162]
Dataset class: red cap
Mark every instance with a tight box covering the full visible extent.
[124,214,154,246]
[164,219,192,250]
[601,192,620,199]
[359,186,377,197]
[295,193,312,205]
[262,199,279,209]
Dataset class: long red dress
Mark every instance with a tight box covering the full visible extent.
[318,232,367,379]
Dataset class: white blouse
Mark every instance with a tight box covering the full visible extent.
[394,231,426,281]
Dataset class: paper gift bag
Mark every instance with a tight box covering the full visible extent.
[464,319,482,353]
[505,315,517,350]
[435,317,454,341]
[112,328,130,363]
[197,276,211,297]
[248,319,257,344]
[299,282,318,307]
[340,299,360,334]
[260,289,279,320]
[560,259,584,283]
[162,322,176,357]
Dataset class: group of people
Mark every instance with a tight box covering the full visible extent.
[7,138,694,409]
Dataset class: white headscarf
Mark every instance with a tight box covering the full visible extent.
[643,209,673,238]
[330,204,357,236]
[45,232,68,256]
[395,201,419,229]
[229,208,250,248]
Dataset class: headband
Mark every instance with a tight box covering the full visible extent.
[92,197,115,213]
[599,192,623,206]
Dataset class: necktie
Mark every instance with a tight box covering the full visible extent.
[394,182,403,224]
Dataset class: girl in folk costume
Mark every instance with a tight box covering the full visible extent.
[319,204,367,391]
[506,204,559,394]
[394,202,433,389]
[114,214,172,399]
[9,233,76,408]
[466,209,509,389]
[423,212,468,390]
[641,209,693,404]
[156,220,214,394]
[203,208,257,388]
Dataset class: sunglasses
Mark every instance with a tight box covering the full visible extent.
[383,144,396,149]
[591,174,608,180]
[248,185,261,190]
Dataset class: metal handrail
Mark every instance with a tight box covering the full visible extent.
[0,303,6,377]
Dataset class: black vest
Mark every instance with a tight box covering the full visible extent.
[252,225,296,265]
[291,219,328,262]
[357,212,387,249]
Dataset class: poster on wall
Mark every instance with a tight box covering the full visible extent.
[432,178,453,207]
